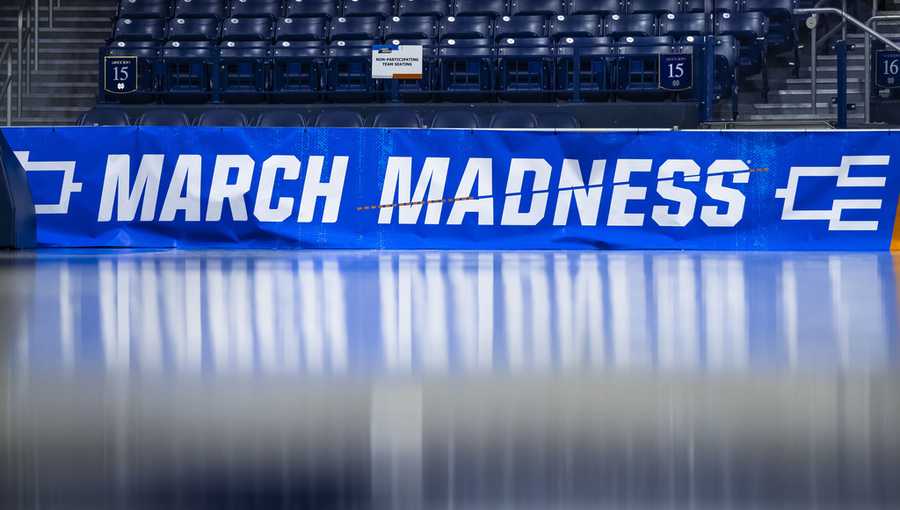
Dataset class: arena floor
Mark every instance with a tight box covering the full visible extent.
[2,250,899,508]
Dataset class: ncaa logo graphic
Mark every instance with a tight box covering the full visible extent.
[775,156,889,231]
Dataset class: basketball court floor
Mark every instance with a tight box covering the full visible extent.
[2,250,899,508]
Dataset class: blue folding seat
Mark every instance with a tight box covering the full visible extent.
[742,0,795,51]
[272,17,328,99]
[438,16,494,97]
[509,0,564,17]
[616,35,676,93]
[489,111,538,128]
[496,37,555,98]
[330,15,382,40]
[494,14,547,39]
[567,0,621,16]
[454,0,507,18]
[549,14,603,39]
[626,0,678,15]
[284,0,339,19]
[555,36,615,98]
[717,11,768,97]
[536,111,580,128]
[343,0,396,18]
[166,17,221,42]
[314,110,365,126]
[79,109,131,126]
[118,0,171,19]
[255,110,307,126]
[713,34,738,103]
[139,109,191,126]
[229,0,283,19]
[382,16,438,98]
[219,17,274,99]
[111,17,166,42]
[196,109,249,125]
[431,109,480,127]
[605,13,656,38]
[658,12,706,38]
[682,0,736,13]
[327,40,380,99]
[162,18,220,99]
[173,0,227,19]
[371,110,424,127]
[398,0,451,17]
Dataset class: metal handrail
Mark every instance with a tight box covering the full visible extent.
[0,43,13,126]
[795,7,900,122]
[812,0,849,47]
[864,13,900,123]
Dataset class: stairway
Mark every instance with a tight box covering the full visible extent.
[0,0,115,126]
[745,24,900,124]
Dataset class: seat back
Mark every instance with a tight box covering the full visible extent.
[605,13,656,37]
[431,110,480,127]
[196,109,249,126]
[489,111,538,128]
[494,14,547,40]
[742,0,795,17]
[343,0,396,18]
[139,110,191,126]
[385,15,438,39]
[118,0,171,19]
[167,17,221,41]
[315,110,365,126]
[330,15,382,40]
[454,0,507,17]
[568,0,621,15]
[221,17,275,41]
[658,12,707,37]
[440,15,492,39]
[173,0,227,19]
[229,0,283,19]
[256,111,307,126]
[398,0,452,18]
[284,0,340,18]
[716,11,768,39]
[276,16,329,41]
[79,109,131,126]
[682,0,736,12]
[550,14,602,39]
[113,18,166,42]
[371,110,424,127]
[509,0,565,16]
[626,0,678,15]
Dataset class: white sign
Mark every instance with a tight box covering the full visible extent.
[372,44,423,79]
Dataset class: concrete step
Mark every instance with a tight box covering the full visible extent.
[753,102,849,110]
[816,54,866,62]
[775,88,864,96]
[810,65,866,72]
[786,77,864,85]
[746,112,865,121]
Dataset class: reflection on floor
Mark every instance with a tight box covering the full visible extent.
[1,250,899,508]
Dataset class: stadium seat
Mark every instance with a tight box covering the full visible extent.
[549,14,603,39]
[166,17,221,42]
[626,0,679,15]
[330,15,382,40]
[314,110,365,126]
[489,111,538,128]
[78,109,131,126]
[568,0,621,16]
[742,0,796,55]
[343,0,396,18]
[438,16,494,98]
[229,0,283,19]
[118,0,171,19]
[454,0,507,18]
[617,35,676,93]
[496,37,555,98]
[536,112,580,128]
[139,110,191,126]
[555,36,614,98]
[284,0,339,19]
[326,40,379,98]
[399,0,452,18]
[658,12,707,38]
[272,17,328,98]
[196,109,249,126]
[509,0,565,17]
[717,11,768,89]
[371,110,424,127]
[173,0,227,19]
[383,16,439,98]
[714,34,738,113]
[110,18,166,43]
[605,13,656,38]
[682,0,737,13]
[219,17,274,98]
[440,15,492,39]
[255,110,307,126]
[494,14,547,40]
[431,109,480,127]
[384,14,438,39]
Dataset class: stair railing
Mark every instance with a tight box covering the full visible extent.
[864,13,900,123]
[1,43,13,126]
[795,7,900,125]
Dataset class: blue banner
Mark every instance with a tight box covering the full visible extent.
[2,127,899,250]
